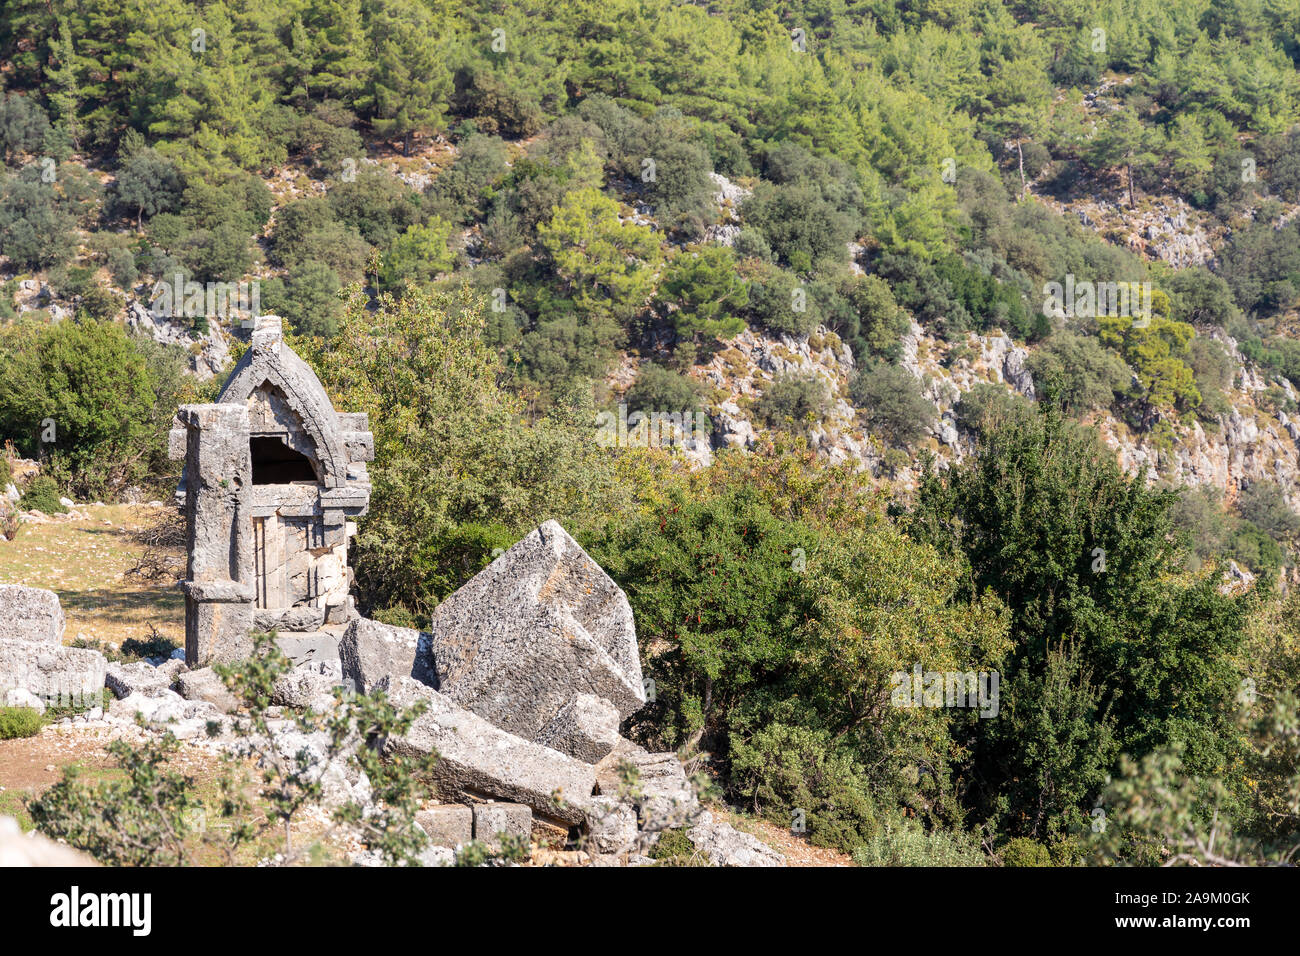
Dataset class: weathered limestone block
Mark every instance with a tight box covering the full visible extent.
[415,805,473,849]
[105,661,180,699]
[472,802,532,853]
[587,795,639,855]
[0,585,65,645]
[272,659,344,710]
[687,811,785,867]
[254,605,326,633]
[274,631,340,667]
[534,693,620,764]
[385,676,596,825]
[0,639,105,708]
[595,738,700,832]
[427,520,645,740]
[4,687,45,714]
[175,666,241,714]
[338,617,436,693]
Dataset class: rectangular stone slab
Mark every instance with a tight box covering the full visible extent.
[385,676,596,826]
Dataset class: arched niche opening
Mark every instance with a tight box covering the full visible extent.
[250,436,319,485]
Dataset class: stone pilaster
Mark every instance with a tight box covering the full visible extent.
[170,403,256,666]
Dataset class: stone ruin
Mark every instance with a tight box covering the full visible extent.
[0,314,784,866]
[168,315,373,666]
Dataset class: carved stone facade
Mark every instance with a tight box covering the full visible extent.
[170,316,372,666]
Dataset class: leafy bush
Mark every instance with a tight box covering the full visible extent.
[729,721,879,853]
[0,706,43,739]
[850,362,935,447]
[1000,837,1053,867]
[852,817,986,867]
[0,317,189,499]
[1026,331,1131,414]
[624,363,704,416]
[754,373,831,435]
[911,401,1249,839]
[743,264,821,337]
[18,475,66,514]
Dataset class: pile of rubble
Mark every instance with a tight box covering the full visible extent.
[0,522,784,867]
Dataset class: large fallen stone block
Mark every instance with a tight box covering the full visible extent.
[427,520,645,740]
[0,639,105,708]
[385,676,596,825]
[415,805,473,849]
[338,617,435,694]
[687,811,785,867]
[472,802,532,853]
[0,585,65,645]
[534,693,620,764]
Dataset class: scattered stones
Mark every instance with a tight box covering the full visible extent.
[105,660,180,699]
[534,693,620,763]
[108,688,224,738]
[472,802,532,853]
[0,585,66,645]
[427,520,646,740]
[415,805,473,849]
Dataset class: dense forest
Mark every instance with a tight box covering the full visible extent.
[1,0,1299,865]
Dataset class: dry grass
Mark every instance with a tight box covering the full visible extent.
[0,504,184,649]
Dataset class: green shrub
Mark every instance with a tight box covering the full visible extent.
[625,363,704,416]
[649,828,700,866]
[852,816,987,867]
[0,706,43,739]
[754,373,831,434]
[18,475,66,513]
[1001,836,1053,866]
[850,362,935,447]
[729,721,879,853]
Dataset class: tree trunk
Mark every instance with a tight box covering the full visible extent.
[1017,139,1026,199]
[1126,162,1135,208]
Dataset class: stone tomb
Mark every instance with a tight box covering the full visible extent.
[170,316,373,665]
